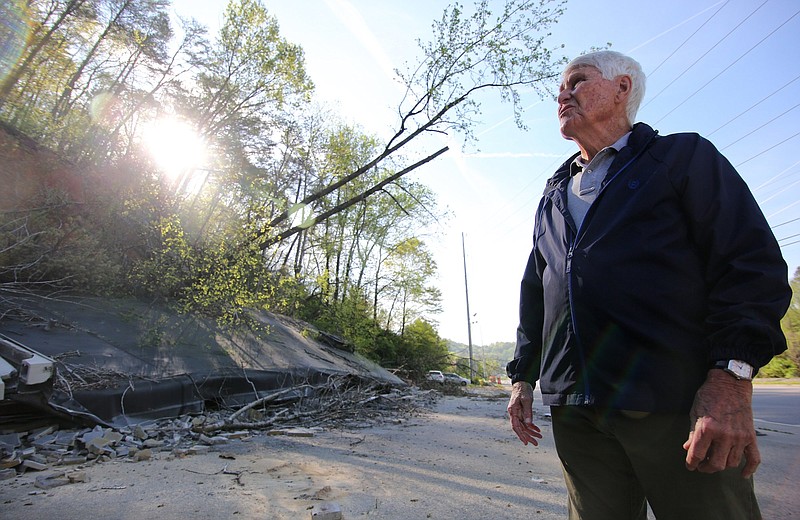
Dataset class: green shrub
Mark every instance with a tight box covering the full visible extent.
[758,354,798,378]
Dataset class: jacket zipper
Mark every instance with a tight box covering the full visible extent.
[565,239,593,403]
[562,135,656,405]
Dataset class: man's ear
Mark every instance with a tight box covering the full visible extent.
[616,75,632,102]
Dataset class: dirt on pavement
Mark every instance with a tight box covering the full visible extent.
[0,387,568,519]
[3,384,797,519]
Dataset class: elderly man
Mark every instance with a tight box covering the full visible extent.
[506,50,790,520]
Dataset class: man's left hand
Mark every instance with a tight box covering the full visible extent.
[683,369,759,478]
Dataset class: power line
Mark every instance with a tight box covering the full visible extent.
[773,216,800,229]
[758,176,800,207]
[642,0,768,110]
[628,1,728,56]
[736,130,800,167]
[721,102,800,151]
[752,160,800,195]
[708,72,800,137]
[768,198,800,220]
[655,7,800,125]
[643,0,729,78]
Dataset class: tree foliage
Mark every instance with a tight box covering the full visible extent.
[394,319,450,379]
[0,0,572,371]
[763,267,800,377]
[392,0,566,148]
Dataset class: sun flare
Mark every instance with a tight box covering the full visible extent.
[141,117,207,182]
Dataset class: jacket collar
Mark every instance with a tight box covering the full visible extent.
[543,122,659,195]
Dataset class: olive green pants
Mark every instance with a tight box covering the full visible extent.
[550,406,761,520]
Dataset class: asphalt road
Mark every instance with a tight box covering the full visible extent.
[0,385,797,519]
[751,383,800,520]
[753,384,800,426]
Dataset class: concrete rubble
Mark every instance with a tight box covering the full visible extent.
[311,502,343,520]
[0,414,296,488]
[0,385,442,498]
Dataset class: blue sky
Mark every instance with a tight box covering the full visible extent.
[172,0,800,346]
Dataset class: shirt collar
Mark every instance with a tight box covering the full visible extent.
[573,131,632,170]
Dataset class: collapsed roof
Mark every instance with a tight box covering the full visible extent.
[0,296,404,430]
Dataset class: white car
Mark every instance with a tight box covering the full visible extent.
[425,370,445,383]
[443,372,469,386]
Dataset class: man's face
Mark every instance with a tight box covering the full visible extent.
[557,65,623,142]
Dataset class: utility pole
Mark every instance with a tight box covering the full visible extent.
[462,232,474,381]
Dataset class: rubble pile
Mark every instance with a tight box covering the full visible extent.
[0,378,439,488]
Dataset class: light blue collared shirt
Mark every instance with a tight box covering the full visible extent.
[567,132,631,230]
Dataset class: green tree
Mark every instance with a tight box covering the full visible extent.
[0,0,89,108]
[786,267,800,362]
[184,0,312,142]
[0,0,570,366]
[396,318,450,378]
[51,0,171,120]
[392,0,566,148]
[253,0,566,248]
[381,237,442,334]
[759,266,799,378]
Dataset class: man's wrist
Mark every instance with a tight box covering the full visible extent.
[707,368,754,390]
[711,359,755,381]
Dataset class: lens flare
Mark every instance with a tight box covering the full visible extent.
[89,92,122,127]
[0,1,31,86]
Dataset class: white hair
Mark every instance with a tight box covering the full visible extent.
[564,50,646,124]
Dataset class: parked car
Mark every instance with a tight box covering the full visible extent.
[443,372,469,386]
[425,370,445,383]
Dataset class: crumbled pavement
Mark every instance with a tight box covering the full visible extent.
[0,385,441,492]
[0,385,579,520]
[0,387,572,520]
[0,417,251,482]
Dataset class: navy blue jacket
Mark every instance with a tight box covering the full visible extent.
[507,123,791,413]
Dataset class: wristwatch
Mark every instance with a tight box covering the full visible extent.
[712,359,754,381]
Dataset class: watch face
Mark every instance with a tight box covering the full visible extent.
[729,360,753,379]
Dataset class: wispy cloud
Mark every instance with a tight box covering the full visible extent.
[463,151,563,159]
[323,0,399,85]
[477,99,547,137]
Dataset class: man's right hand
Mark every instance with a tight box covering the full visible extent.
[507,381,542,446]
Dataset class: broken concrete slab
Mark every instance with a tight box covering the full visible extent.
[311,502,343,520]
[133,425,148,440]
[34,472,69,489]
[20,459,48,471]
[198,433,228,445]
[0,432,21,454]
[67,471,88,483]
[142,438,164,449]
[268,427,320,437]
[60,455,87,465]
[29,425,56,440]
[80,426,105,445]
[86,437,111,454]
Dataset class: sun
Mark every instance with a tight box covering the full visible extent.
[141,117,207,183]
